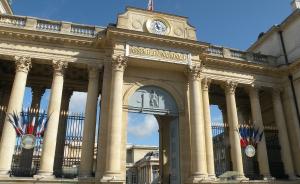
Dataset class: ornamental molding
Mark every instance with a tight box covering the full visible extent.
[112,55,128,72]
[205,56,284,78]
[223,80,238,94]
[0,40,104,65]
[0,29,98,48]
[53,60,68,76]
[88,64,102,79]
[187,64,204,81]
[201,77,211,91]
[14,56,32,73]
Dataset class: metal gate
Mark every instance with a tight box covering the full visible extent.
[212,122,231,176]
[211,123,280,179]
[10,109,87,178]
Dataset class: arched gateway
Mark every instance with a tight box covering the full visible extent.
[0,3,300,184]
[127,86,180,184]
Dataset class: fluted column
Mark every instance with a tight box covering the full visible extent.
[224,81,246,180]
[0,56,31,177]
[248,86,272,179]
[272,89,296,179]
[79,65,100,177]
[188,65,207,181]
[101,55,127,181]
[202,78,216,179]
[36,60,67,177]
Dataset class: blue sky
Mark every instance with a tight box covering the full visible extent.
[14,0,293,146]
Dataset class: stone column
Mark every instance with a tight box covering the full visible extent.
[79,66,100,177]
[272,89,296,179]
[101,55,127,182]
[224,81,246,180]
[36,60,67,178]
[53,89,73,175]
[95,63,112,179]
[188,65,207,181]
[0,56,31,177]
[202,78,216,179]
[248,86,272,179]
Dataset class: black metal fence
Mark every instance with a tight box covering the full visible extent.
[1,107,286,180]
[211,122,283,180]
[10,110,86,178]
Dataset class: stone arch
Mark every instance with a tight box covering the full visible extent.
[123,79,184,112]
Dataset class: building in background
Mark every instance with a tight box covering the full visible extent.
[126,145,159,184]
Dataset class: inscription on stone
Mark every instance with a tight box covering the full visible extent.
[127,45,190,64]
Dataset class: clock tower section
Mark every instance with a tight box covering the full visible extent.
[116,7,197,40]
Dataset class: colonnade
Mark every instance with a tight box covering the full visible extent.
[0,55,298,183]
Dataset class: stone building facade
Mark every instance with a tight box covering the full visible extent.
[0,0,300,183]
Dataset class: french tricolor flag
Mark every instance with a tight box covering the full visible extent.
[147,0,154,11]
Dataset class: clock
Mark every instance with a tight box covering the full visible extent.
[146,18,170,35]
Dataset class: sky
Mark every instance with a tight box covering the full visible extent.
[14,0,293,146]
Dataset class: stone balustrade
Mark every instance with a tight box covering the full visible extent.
[0,14,103,37]
[207,45,277,65]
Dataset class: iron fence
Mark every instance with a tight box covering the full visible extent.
[211,123,281,180]
[9,110,86,178]
[0,107,285,180]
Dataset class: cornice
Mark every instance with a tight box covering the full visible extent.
[205,55,285,77]
[106,27,208,52]
[0,26,102,48]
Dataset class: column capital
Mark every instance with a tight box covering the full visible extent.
[53,60,68,76]
[14,56,32,73]
[201,77,211,91]
[112,55,127,72]
[187,64,203,81]
[245,84,261,96]
[88,65,101,79]
[223,81,238,94]
[272,87,283,97]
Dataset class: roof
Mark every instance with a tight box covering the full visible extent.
[247,9,300,52]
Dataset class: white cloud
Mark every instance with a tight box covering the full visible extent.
[128,115,158,138]
[68,92,87,113]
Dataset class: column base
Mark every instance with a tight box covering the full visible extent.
[100,172,124,184]
[234,175,249,181]
[33,171,55,180]
[100,177,124,184]
[206,174,218,181]
[187,174,209,183]
[0,170,10,179]
[262,175,275,181]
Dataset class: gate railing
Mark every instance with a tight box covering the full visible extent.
[9,109,86,178]
[211,122,282,179]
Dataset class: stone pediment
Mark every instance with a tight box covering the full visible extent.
[116,7,197,40]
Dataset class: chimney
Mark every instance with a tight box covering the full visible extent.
[291,0,300,11]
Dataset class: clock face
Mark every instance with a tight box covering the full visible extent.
[147,19,169,35]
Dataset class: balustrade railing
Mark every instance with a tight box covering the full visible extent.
[0,14,103,37]
[71,24,96,37]
[207,45,276,65]
[0,14,26,27]
[36,20,61,32]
